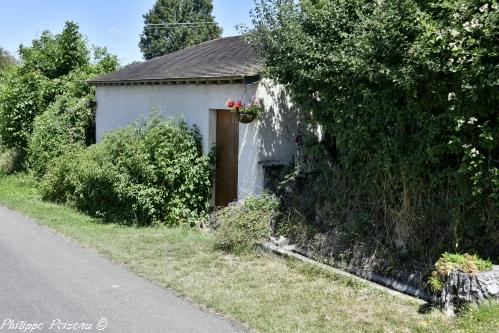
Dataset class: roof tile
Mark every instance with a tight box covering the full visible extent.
[89,36,262,83]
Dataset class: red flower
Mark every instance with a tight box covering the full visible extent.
[226,100,235,108]
[235,101,242,109]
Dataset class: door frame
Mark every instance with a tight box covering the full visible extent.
[213,109,239,207]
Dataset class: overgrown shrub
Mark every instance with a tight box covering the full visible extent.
[250,0,499,270]
[428,253,493,293]
[0,48,16,72]
[27,93,95,178]
[40,144,117,211]
[0,21,118,163]
[0,68,50,150]
[210,193,279,252]
[0,146,24,174]
[41,116,212,225]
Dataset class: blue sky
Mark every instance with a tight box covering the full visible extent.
[0,0,256,64]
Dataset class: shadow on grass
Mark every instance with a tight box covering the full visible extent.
[418,302,438,314]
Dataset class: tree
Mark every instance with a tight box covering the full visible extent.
[139,0,222,59]
[0,21,118,158]
[0,48,16,72]
[19,21,89,79]
[0,68,49,149]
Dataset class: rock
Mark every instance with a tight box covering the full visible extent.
[441,265,499,316]
[270,236,290,247]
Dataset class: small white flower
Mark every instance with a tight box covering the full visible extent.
[479,132,493,141]
[470,18,481,29]
[448,92,456,101]
[467,117,478,124]
[463,19,482,32]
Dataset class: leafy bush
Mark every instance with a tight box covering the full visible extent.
[25,63,119,178]
[428,253,493,293]
[0,47,16,72]
[0,146,24,174]
[19,21,89,80]
[27,93,95,178]
[41,116,212,225]
[0,68,50,150]
[40,144,125,218]
[250,0,499,267]
[210,193,279,252]
[0,21,118,160]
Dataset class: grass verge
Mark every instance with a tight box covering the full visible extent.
[0,173,497,333]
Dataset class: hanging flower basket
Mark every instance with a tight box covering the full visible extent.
[226,97,263,124]
[238,112,256,123]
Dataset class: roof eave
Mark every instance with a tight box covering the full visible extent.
[88,74,261,87]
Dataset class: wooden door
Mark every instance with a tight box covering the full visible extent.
[215,110,239,207]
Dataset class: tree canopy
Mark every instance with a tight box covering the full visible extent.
[0,21,118,155]
[19,21,89,79]
[139,0,222,59]
[0,48,16,72]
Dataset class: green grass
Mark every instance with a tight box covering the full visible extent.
[0,173,498,333]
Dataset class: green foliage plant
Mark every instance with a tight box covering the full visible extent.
[248,0,499,266]
[0,48,16,72]
[27,93,95,178]
[0,146,24,174]
[18,21,89,79]
[0,68,49,150]
[139,0,222,59]
[0,21,118,164]
[41,115,212,225]
[428,252,493,293]
[210,193,279,253]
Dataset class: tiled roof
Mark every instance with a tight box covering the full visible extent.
[89,36,262,84]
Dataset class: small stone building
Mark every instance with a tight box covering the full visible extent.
[89,36,299,206]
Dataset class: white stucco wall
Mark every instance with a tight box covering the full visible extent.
[95,80,299,202]
[95,84,247,155]
[236,80,299,199]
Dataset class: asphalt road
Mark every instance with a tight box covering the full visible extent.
[0,206,245,333]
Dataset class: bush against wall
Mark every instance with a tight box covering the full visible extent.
[28,91,95,178]
[41,116,212,225]
[250,0,498,269]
